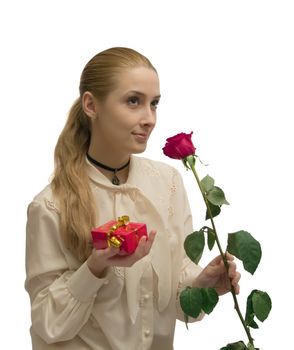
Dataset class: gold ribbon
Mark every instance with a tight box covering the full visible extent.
[107,215,129,248]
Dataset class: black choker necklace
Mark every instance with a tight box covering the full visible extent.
[86,153,130,185]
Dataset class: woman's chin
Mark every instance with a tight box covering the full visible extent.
[130,143,148,154]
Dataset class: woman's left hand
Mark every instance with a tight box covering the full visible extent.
[194,253,241,296]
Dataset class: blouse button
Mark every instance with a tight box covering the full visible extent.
[144,329,151,337]
[143,294,150,301]
[103,279,109,285]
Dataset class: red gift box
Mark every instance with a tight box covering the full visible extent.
[91,215,148,254]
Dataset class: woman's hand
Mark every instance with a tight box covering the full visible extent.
[194,253,241,296]
[87,230,157,278]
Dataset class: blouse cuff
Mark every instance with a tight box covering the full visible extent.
[67,261,110,302]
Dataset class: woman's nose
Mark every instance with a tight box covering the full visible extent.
[141,106,156,126]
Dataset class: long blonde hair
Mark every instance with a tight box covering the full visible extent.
[51,47,157,262]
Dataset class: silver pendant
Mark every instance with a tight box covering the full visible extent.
[112,173,120,185]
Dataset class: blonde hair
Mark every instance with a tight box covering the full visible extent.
[51,47,157,261]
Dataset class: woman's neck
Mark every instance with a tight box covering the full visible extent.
[87,146,130,170]
[86,149,131,185]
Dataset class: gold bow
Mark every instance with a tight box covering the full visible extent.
[107,215,130,248]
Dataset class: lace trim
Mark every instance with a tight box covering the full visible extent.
[45,199,60,214]
[112,266,125,280]
[168,206,174,217]
[140,162,160,177]
[170,169,178,195]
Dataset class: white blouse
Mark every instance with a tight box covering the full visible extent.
[25,155,203,350]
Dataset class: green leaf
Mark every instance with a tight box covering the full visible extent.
[245,290,259,329]
[227,231,262,274]
[247,343,257,350]
[200,288,219,314]
[245,289,271,329]
[248,317,259,329]
[252,290,272,322]
[248,315,259,329]
[184,230,205,264]
[198,226,215,250]
[220,341,247,350]
[180,287,203,318]
[201,175,215,192]
[207,227,216,250]
[207,186,230,206]
[205,202,221,220]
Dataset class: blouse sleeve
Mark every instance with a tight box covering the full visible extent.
[25,198,110,344]
[171,169,205,323]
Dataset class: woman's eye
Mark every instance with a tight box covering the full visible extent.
[127,96,139,106]
[127,96,159,109]
[151,99,159,109]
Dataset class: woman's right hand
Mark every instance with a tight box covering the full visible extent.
[87,230,157,278]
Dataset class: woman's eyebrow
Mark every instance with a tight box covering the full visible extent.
[125,90,161,99]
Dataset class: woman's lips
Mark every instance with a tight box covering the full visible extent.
[132,132,148,142]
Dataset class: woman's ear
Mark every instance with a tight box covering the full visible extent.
[82,91,99,119]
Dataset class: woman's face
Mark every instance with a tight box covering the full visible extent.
[89,66,160,158]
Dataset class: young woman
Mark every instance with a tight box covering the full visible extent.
[25,47,240,350]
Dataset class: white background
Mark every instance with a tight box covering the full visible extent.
[1,1,293,349]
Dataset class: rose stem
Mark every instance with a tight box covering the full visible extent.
[186,155,255,346]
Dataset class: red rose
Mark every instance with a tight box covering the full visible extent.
[162,132,196,159]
